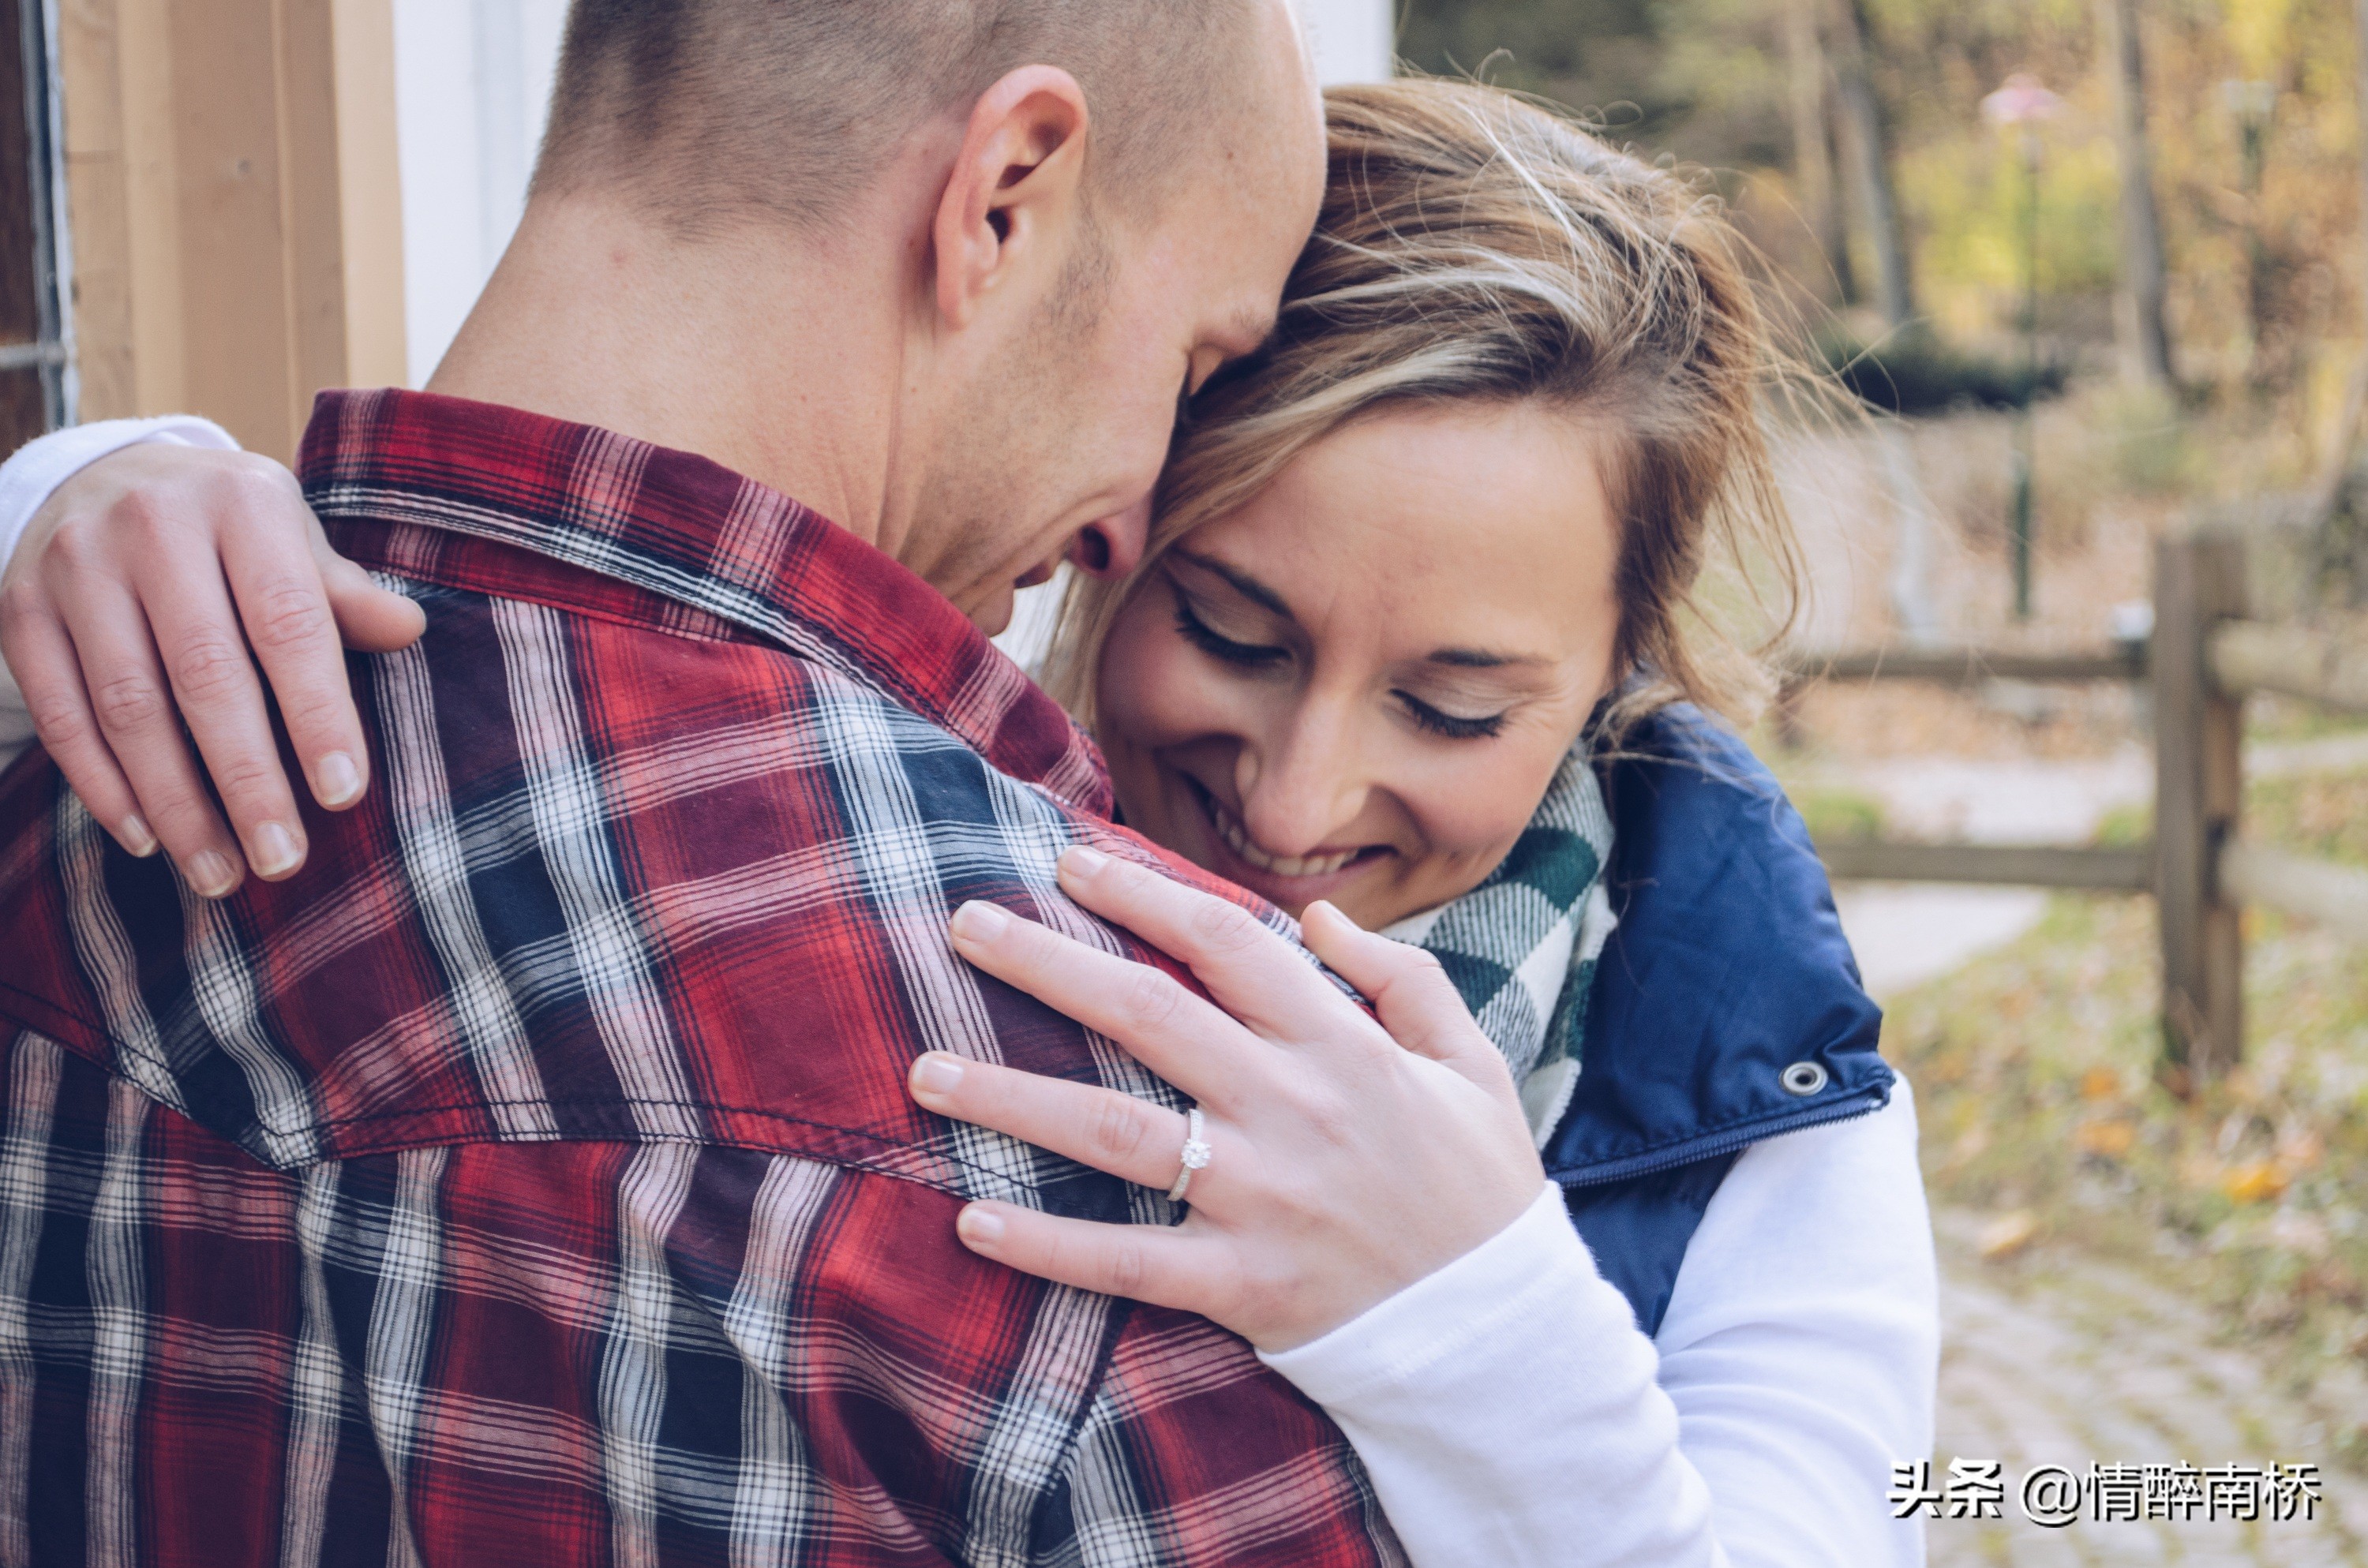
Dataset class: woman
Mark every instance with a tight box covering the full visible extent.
[0,80,1934,1566]
[904,83,1936,1566]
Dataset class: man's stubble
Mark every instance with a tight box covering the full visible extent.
[909,211,1129,626]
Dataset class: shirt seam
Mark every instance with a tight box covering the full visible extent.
[346,547,754,649]
[0,982,1097,1195]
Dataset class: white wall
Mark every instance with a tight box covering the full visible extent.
[392,0,568,386]
[388,1,1398,387]
[1302,0,1396,85]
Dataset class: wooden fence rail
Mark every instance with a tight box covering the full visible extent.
[1792,530,2366,1083]
[1779,647,2149,686]
[1813,841,2153,890]
[2210,621,2368,715]
[2217,844,2368,944]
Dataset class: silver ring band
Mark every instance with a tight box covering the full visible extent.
[1166,1108,1212,1203]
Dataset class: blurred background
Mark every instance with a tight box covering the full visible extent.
[1389,2,2368,1562]
[0,0,2362,1560]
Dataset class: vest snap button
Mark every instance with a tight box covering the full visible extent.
[1779,1061,1828,1097]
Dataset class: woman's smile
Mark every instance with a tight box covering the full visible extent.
[1181,771,1392,902]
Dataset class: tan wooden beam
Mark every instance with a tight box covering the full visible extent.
[331,0,404,388]
[54,0,404,450]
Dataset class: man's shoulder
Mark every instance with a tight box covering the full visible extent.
[0,576,1190,1220]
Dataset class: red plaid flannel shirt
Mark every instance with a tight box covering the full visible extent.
[0,390,1403,1566]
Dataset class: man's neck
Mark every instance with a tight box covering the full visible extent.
[425,193,915,548]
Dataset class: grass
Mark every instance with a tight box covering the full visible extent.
[1784,783,1887,844]
[2244,694,2368,747]
[2081,756,2368,866]
[1887,883,2368,1469]
[2247,770,2368,868]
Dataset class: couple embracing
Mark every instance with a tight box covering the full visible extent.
[0,2,1935,1563]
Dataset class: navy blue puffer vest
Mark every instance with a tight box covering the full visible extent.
[1549,706,1894,1334]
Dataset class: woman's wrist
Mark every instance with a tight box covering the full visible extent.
[0,416,240,582]
[1258,1181,1592,1392]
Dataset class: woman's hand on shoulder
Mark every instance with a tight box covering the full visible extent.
[909,844,1546,1353]
[0,441,422,894]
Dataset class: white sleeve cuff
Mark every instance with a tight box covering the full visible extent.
[0,417,244,771]
[0,415,242,581]
[1259,1182,1595,1399]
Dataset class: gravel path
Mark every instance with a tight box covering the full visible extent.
[1928,1207,2368,1566]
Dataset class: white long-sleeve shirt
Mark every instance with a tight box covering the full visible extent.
[0,417,1939,1567]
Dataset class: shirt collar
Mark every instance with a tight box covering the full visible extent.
[298,387,1111,814]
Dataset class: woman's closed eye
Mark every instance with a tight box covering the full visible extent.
[1395,690,1508,741]
[1172,589,1291,671]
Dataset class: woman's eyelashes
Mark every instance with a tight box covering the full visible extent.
[1171,589,1291,670]
[1171,582,1516,739]
[1395,691,1509,741]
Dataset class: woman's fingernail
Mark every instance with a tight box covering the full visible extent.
[119,815,158,858]
[957,1206,1006,1246]
[315,751,362,807]
[188,851,240,898]
[910,1053,965,1098]
[251,822,303,878]
[950,900,1008,941]
[1060,844,1110,878]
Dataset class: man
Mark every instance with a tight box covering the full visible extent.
[0,3,1407,1561]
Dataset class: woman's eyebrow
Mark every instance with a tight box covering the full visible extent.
[1428,647,1552,670]
[1173,551,1295,618]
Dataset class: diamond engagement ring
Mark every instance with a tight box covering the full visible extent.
[1166,1108,1212,1203]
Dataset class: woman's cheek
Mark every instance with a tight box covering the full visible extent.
[1402,743,1570,876]
[1097,598,1237,752]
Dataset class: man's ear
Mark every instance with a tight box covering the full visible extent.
[933,66,1092,330]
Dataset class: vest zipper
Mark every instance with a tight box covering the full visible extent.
[1545,1083,1891,1188]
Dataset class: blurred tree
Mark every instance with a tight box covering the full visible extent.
[2098,0,2176,387]
[1403,0,2366,435]
[1783,0,1857,302]
[1398,0,1682,131]
[1829,0,1917,326]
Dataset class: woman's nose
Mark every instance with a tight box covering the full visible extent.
[1237,719,1369,857]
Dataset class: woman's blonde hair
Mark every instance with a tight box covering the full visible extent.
[1043,77,1809,739]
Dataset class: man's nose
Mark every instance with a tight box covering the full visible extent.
[1067,492,1153,580]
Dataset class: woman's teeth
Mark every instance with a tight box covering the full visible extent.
[1206,794,1359,878]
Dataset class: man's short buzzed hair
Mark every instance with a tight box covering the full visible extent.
[538,0,1271,233]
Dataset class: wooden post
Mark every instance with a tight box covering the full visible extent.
[56,0,406,451]
[2153,532,2246,1087]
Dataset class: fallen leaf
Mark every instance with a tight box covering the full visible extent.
[2079,1065,2120,1102]
[2074,1119,2136,1158]
[2222,1161,2290,1205]
[1980,1209,2039,1259]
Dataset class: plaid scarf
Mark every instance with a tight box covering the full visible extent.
[1384,745,1617,1147]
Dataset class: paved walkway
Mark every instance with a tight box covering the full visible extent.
[1928,1207,2368,1566]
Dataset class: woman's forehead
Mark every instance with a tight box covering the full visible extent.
[1187,404,1621,650]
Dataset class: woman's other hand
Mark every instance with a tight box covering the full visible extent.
[0,443,425,894]
[910,844,1547,1352]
